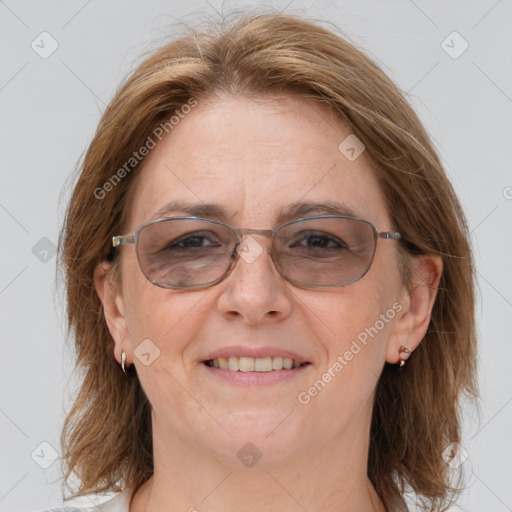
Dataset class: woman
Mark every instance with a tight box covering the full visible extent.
[53,11,477,512]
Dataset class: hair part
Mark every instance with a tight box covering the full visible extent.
[58,11,477,511]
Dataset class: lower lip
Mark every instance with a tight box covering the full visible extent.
[200,362,312,385]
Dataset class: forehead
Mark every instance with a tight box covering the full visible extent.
[125,93,390,230]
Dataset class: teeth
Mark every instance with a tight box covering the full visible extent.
[272,356,283,370]
[239,356,255,372]
[206,356,306,372]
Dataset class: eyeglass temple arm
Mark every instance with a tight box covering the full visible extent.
[378,231,401,240]
[112,235,135,247]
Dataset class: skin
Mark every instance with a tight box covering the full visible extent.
[94,93,442,512]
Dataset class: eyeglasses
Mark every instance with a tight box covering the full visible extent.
[112,215,401,290]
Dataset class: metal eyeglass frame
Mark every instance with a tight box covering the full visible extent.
[111,214,402,290]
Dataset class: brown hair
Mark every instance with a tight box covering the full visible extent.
[57,11,477,511]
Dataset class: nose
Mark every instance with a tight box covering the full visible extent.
[216,235,293,324]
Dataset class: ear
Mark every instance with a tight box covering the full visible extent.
[93,260,131,367]
[386,254,443,364]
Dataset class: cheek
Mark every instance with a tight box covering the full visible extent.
[316,288,393,370]
[292,291,399,438]
[295,294,394,425]
[120,252,208,359]
[313,256,400,358]
[304,253,402,401]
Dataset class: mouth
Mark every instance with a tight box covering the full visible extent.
[199,346,312,385]
[203,356,311,372]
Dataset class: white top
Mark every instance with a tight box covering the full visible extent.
[40,488,132,512]
[40,487,409,511]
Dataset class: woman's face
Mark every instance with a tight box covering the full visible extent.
[105,93,409,468]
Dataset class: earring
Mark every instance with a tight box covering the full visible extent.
[398,346,412,368]
[121,350,127,375]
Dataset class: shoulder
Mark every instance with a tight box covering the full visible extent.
[37,488,132,512]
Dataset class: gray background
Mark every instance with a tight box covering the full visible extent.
[1,1,511,511]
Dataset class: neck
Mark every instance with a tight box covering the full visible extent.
[130,414,386,512]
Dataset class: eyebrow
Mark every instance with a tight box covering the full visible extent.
[151,199,359,224]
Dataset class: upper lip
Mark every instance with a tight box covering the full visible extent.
[202,345,310,364]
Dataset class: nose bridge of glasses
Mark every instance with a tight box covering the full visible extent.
[230,227,278,269]
[234,227,275,240]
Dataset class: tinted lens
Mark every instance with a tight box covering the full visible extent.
[274,217,376,287]
[136,219,235,288]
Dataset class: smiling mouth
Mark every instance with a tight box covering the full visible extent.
[203,356,311,372]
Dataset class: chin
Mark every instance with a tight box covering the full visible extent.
[202,408,307,466]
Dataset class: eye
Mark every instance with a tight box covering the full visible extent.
[289,231,348,251]
[164,231,223,251]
